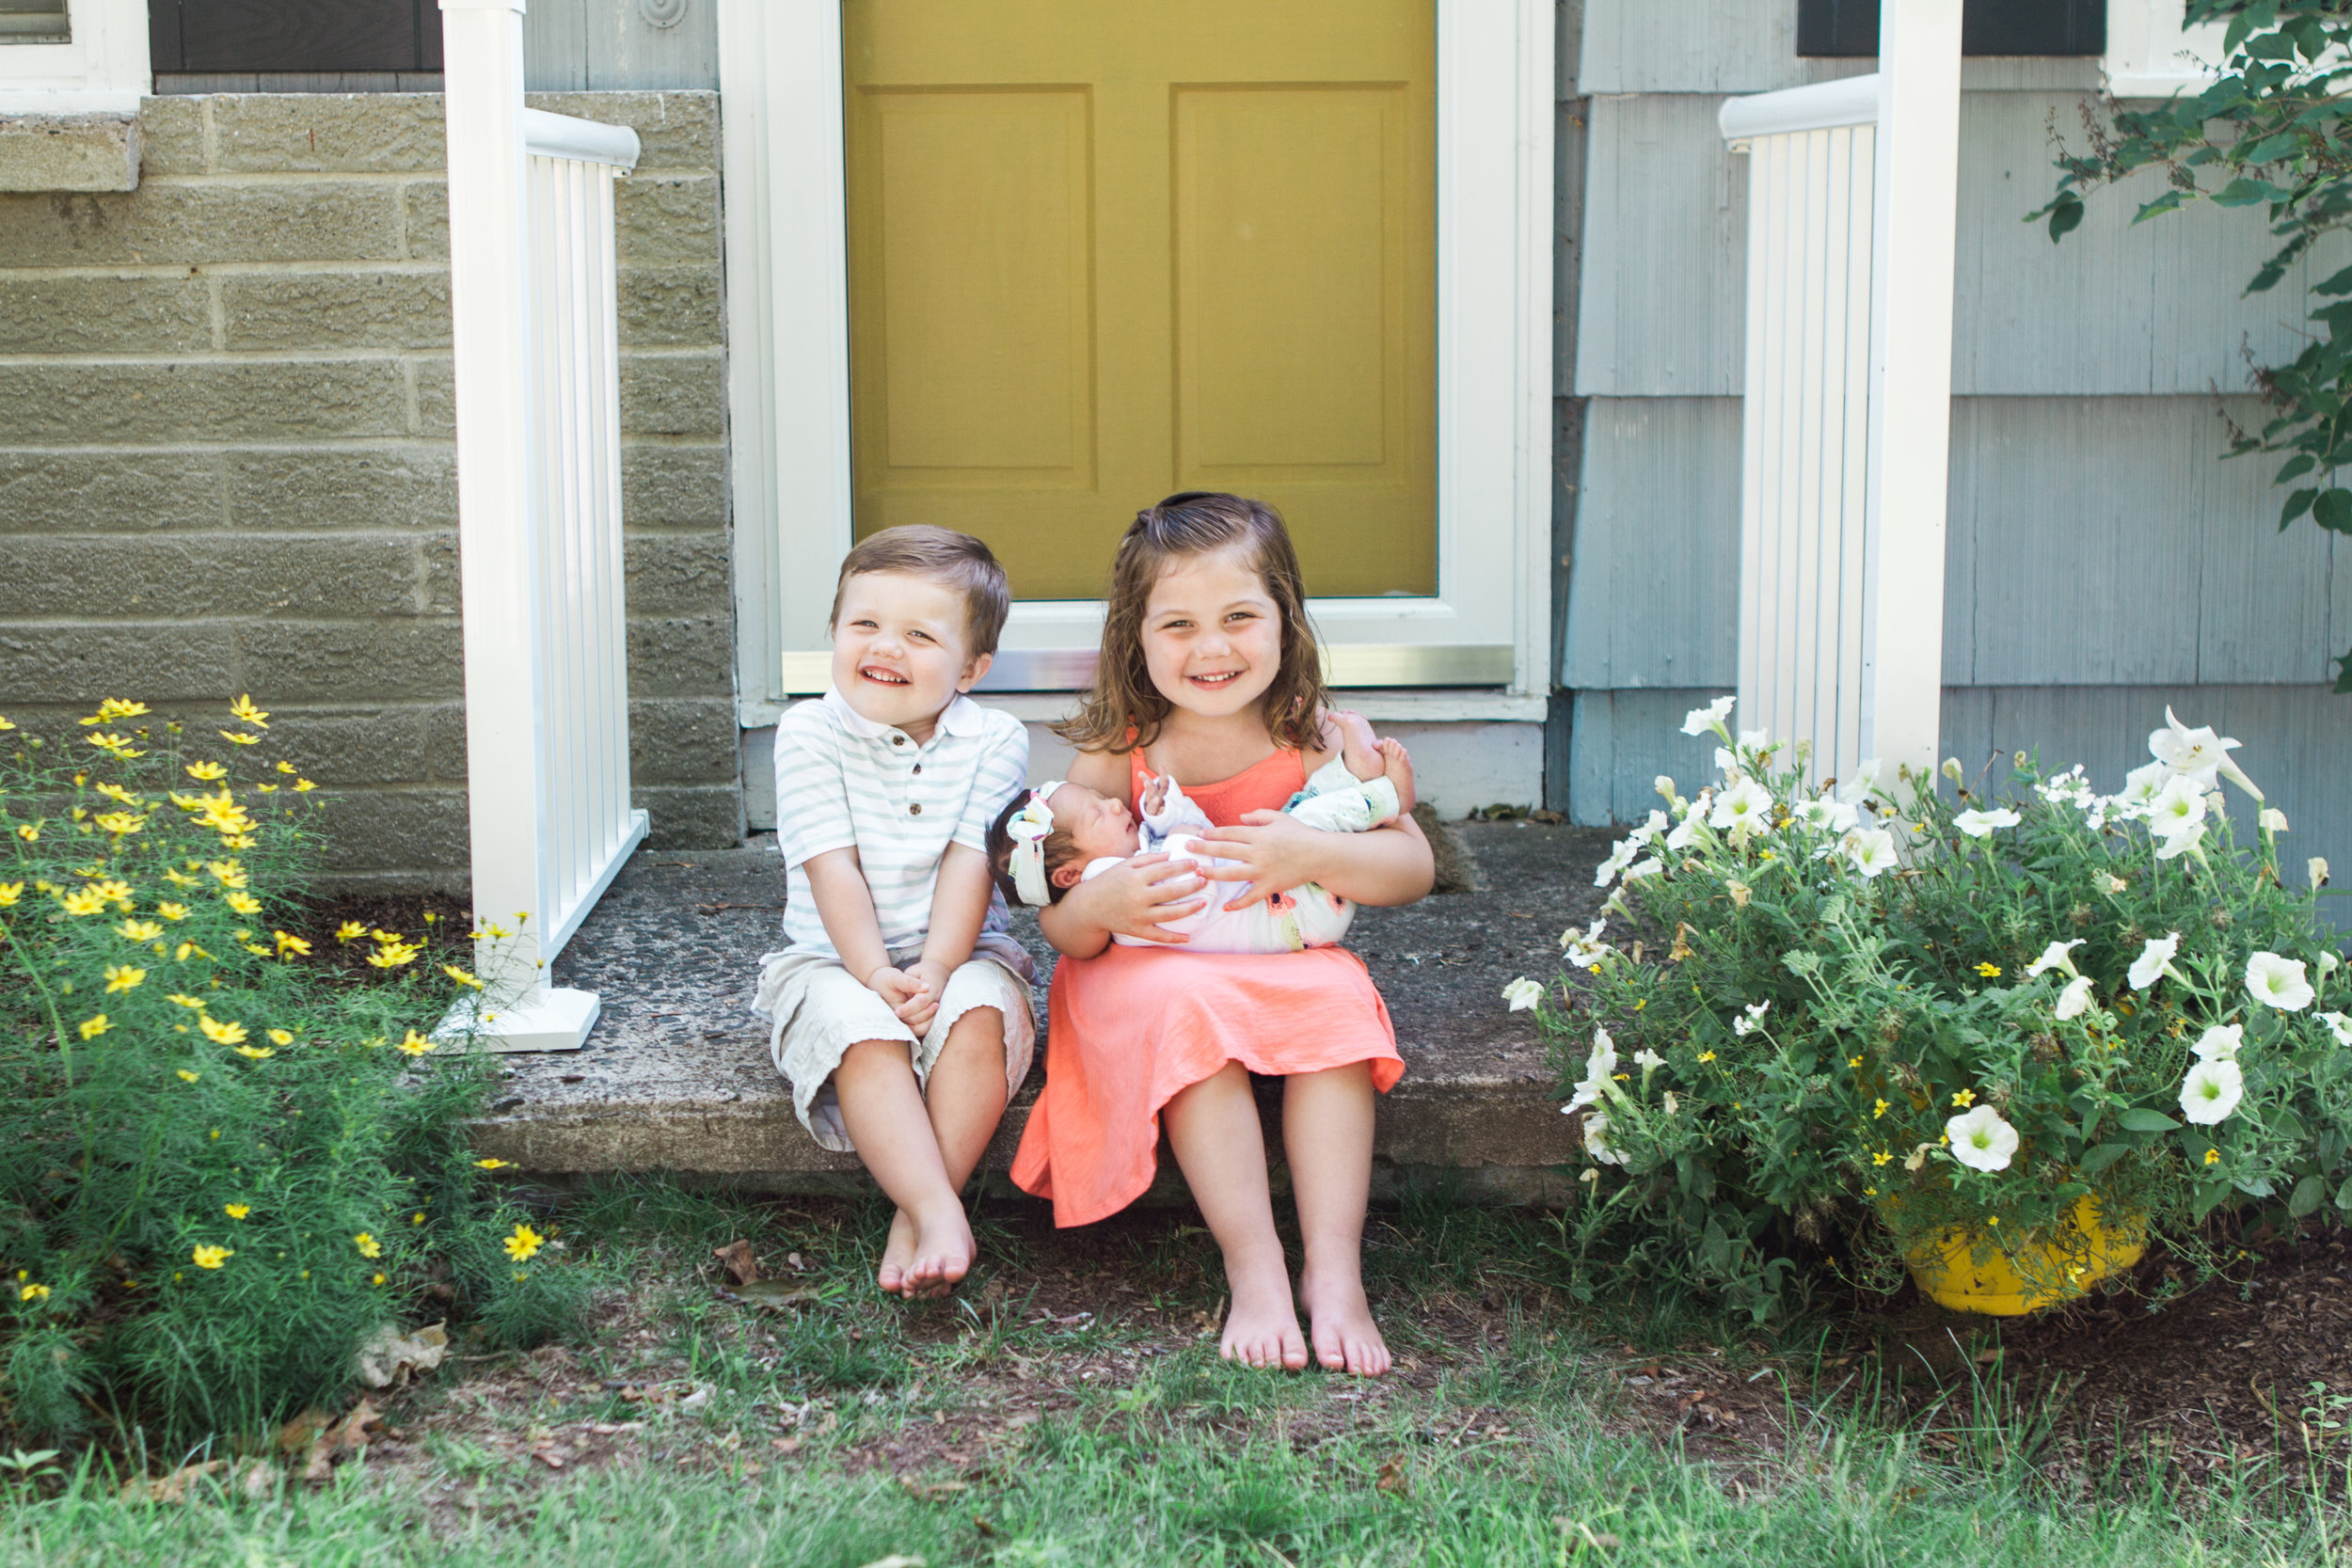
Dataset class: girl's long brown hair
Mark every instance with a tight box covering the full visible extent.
[1056,492,1330,756]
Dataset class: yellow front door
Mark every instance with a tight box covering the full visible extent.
[843,1,1436,602]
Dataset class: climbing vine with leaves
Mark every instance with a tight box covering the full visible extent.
[2035,0,2352,691]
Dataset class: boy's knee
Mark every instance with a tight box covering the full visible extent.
[944,1005,1006,1047]
[839,1036,914,1072]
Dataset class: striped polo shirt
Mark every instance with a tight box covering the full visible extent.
[771,689,1029,958]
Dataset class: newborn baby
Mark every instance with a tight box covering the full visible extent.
[988,712,1416,954]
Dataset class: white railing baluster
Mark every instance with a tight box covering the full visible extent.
[440,0,646,1052]
[1719,0,1960,792]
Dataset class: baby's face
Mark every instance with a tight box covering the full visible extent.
[1048,783,1138,861]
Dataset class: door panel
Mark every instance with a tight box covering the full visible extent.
[844,1,1434,602]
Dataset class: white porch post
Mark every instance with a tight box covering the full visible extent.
[1718,0,1961,791]
[1860,0,1962,786]
[439,0,642,1051]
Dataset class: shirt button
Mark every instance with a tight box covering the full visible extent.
[909,802,922,816]
[913,764,922,775]
[891,736,905,747]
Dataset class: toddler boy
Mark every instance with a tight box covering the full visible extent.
[753,526,1032,1298]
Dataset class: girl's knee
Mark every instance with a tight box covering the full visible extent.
[943,1005,1006,1049]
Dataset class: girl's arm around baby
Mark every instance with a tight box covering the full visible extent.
[1192,811,1434,912]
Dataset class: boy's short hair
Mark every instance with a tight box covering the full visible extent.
[985,791,1078,907]
[829,526,1011,658]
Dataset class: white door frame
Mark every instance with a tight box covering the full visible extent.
[715,0,1553,723]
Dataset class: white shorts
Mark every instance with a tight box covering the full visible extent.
[754,941,1035,1155]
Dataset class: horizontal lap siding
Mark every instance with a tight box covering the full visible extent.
[0,91,739,890]
[1564,21,2349,900]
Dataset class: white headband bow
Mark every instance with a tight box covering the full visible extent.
[1007,781,1068,908]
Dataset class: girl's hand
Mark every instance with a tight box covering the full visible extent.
[868,964,930,1022]
[1192,811,1332,911]
[1063,851,1207,944]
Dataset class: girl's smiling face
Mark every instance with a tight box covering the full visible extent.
[1141,546,1283,720]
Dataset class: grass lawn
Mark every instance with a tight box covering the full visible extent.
[7,1181,2344,1567]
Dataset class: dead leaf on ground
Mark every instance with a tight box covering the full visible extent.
[713,1239,760,1286]
[900,1477,968,1500]
[854,1558,928,1568]
[303,1398,385,1484]
[119,1458,276,1504]
[1375,1455,1410,1497]
[356,1322,448,1388]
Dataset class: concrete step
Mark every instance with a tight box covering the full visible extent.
[474,819,1612,1206]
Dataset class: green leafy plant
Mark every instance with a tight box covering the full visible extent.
[2034,0,2352,691]
[0,698,586,1447]
[1510,695,2347,1321]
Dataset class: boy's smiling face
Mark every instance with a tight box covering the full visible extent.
[830,570,991,742]
[1140,546,1282,720]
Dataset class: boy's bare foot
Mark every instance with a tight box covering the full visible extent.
[1298,1267,1391,1376]
[896,1197,975,1299]
[1327,708,1383,784]
[1219,1251,1310,1370]
[876,1206,919,1294]
[1376,736,1417,817]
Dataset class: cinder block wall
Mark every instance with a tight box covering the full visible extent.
[0,91,739,892]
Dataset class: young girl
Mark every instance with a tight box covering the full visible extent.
[1009,492,1435,1374]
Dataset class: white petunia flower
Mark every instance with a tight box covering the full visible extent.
[1737,727,1772,754]
[1680,696,1735,736]
[2145,775,2208,841]
[1581,1109,1624,1165]
[2190,1023,2243,1062]
[1594,837,1637,888]
[2153,822,2206,861]
[2312,857,2331,890]
[1633,1048,1666,1080]
[1666,797,1709,851]
[1662,1091,1680,1116]
[2150,705,2263,800]
[2128,932,2182,991]
[1709,777,1774,832]
[1624,856,1664,882]
[2246,951,2315,1012]
[2179,1057,2244,1126]
[1502,977,1546,1012]
[2026,940,2085,979]
[2260,808,2290,834]
[1626,809,1669,847]
[1654,774,1678,803]
[2319,1011,2352,1048]
[2054,974,2095,1020]
[1835,760,1882,808]
[1561,918,1613,971]
[1793,796,1860,833]
[1953,807,2022,839]
[1946,1104,2020,1173]
[2115,760,2170,810]
[1713,746,1740,779]
[1846,829,1899,879]
[1732,1000,1770,1037]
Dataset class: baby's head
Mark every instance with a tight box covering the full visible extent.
[827,526,1010,734]
[987,781,1139,906]
[1058,492,1329,755]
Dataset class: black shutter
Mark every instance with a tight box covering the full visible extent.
[1797,0,2107,58]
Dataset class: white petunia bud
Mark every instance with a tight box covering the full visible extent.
[2260,808,2290,833]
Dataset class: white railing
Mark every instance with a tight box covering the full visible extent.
[1719,0,1961,790]
[439,0,646,1052]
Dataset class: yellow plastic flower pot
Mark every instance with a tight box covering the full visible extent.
[1900,1196,2145,1316]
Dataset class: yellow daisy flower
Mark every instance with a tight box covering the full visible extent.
[267,1028,294,1047]
[502,1224,544,1262]
[353,1232,382,1259]
[198,1016,247,1045]
[184,761,227,782]
[397,1030,437,1056]
[225,1204,250,1220]
[191,1245,232,1270]
[176,1069,199,1083]
[228,695,269,728]
[103,964,146,993]
[335,921,367,942]
[224,891,262,917]
[1950,1088,1976,1108]
[230,1044,274,1061]
[77,1014,110,1039]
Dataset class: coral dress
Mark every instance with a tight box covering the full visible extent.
[1009,745,1406,1227]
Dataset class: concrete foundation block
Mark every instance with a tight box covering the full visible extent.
[0,182,404,268]
[620,444,726,530]
[0,275,210,354]
[623,531,732,615]
[0,534,434,621]
[619,352,724,438]
[309,785,470,875]
[613,175,721,264]
[628,695,740,784]
[617,265,721,347]
[0,114,139,193]
[136,97,207,176]
[0,359,412,443]
[211,93,445,174]
[402,179,446,261]
[235,618,463,702]
[223,447,457,533]
[0,450,226,533]
[625,613,736,697]
[635,784,745,849]
[221,271,452,352]
[0,623,240,703]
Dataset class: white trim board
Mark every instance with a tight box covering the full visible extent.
[0,0,148,107]
[713,0,1554,727]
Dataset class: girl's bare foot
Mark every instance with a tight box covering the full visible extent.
[897,1197,975,1298]
[1375,736,1417,816]
[1219,1246,1310,1370]
[877,1207,918,1294]
[1298,1267,1391,1376]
